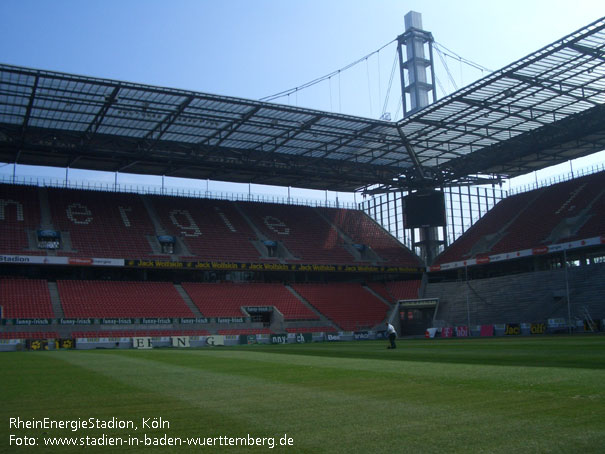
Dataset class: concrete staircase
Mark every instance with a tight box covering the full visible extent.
[174,284,204,317]
[47,282,64,319]
[285,285,335,327]
[425,262,605,326]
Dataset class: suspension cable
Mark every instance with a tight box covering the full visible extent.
[260,39,396,102]
[433,42,493,73]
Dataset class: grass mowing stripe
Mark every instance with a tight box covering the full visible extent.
[1,336,604,453]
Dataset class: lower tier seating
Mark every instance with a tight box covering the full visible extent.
[291,283,390,331]
[57,280,194,318]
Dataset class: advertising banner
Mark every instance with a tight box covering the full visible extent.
[101,318,135,325]
[13,319,51,326]
[171,336,190,348]
[0,255,123,267]
[60,318,93,325]
[455,326,469,337]
[480,325,494,337]
[425,328,438,338]
[26,339,49,351]
[505,323,521,335]
[271,334,288,344]
[205,335,225,346]
[141,318,172,325]
[180,317,210,324]
[125,258,421,274]
[441,327,454,338]
[530,323,546,334]
[55,339,76,349]
[295,333,312,343]
[240,335,257,345]
[133,337,153,349]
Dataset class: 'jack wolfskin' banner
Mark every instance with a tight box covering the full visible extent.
[530,323,546,334]
[505,324,521,335]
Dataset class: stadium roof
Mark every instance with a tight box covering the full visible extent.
[0,17,604,193]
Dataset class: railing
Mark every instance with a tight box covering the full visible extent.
[508,163,605,196]
[0,174,358,209]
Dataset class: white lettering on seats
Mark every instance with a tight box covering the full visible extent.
[214,206,236,232]
[66,203,93,225]
[169,209,201,237]
[0,199,24,221]
[264,216,290,235]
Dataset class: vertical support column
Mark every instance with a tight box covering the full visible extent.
[397,11,437,118]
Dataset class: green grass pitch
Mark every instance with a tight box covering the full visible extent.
[1,336,604,453]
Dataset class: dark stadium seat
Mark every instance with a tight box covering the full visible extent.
[57,280,194,318]
[47,188,156,258]
[435,171,605,265]
[291,283,390,331]
[149,196,262,261]
[367,280,421,303]
[317,207,423,267]
[0,332,58,339]
[0,278,55,318]
[0,184,45,255]
[181,282,319,320]
[238,201,356,264]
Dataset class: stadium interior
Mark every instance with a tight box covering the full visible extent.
[1,14,604,347]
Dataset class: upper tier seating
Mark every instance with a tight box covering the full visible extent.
[2,183,424,266]
[317,207,422,267]
[291,283,390,331]
[149,196,262,262]
[435,171,605,265]
[0,278,54,318]
[0,184,43,255]
[57,280,194,318]
[48,188,156,258]
[182,282,319,320]
[492,172,604,253]
[239,202,355,264]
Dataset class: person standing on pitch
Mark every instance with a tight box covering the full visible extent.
[386,322,397,349]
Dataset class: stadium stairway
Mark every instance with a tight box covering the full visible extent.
[140,194,168,236]
[233,201,297,262]
[363,284,393,307]
[284,285,333,325]
[37,187,54,230]
[173,284,204,318]
[47,281,64,319]
[313,207,383,264]
[140,195,192,257]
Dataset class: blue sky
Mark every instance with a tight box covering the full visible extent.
[1,0,604,200]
